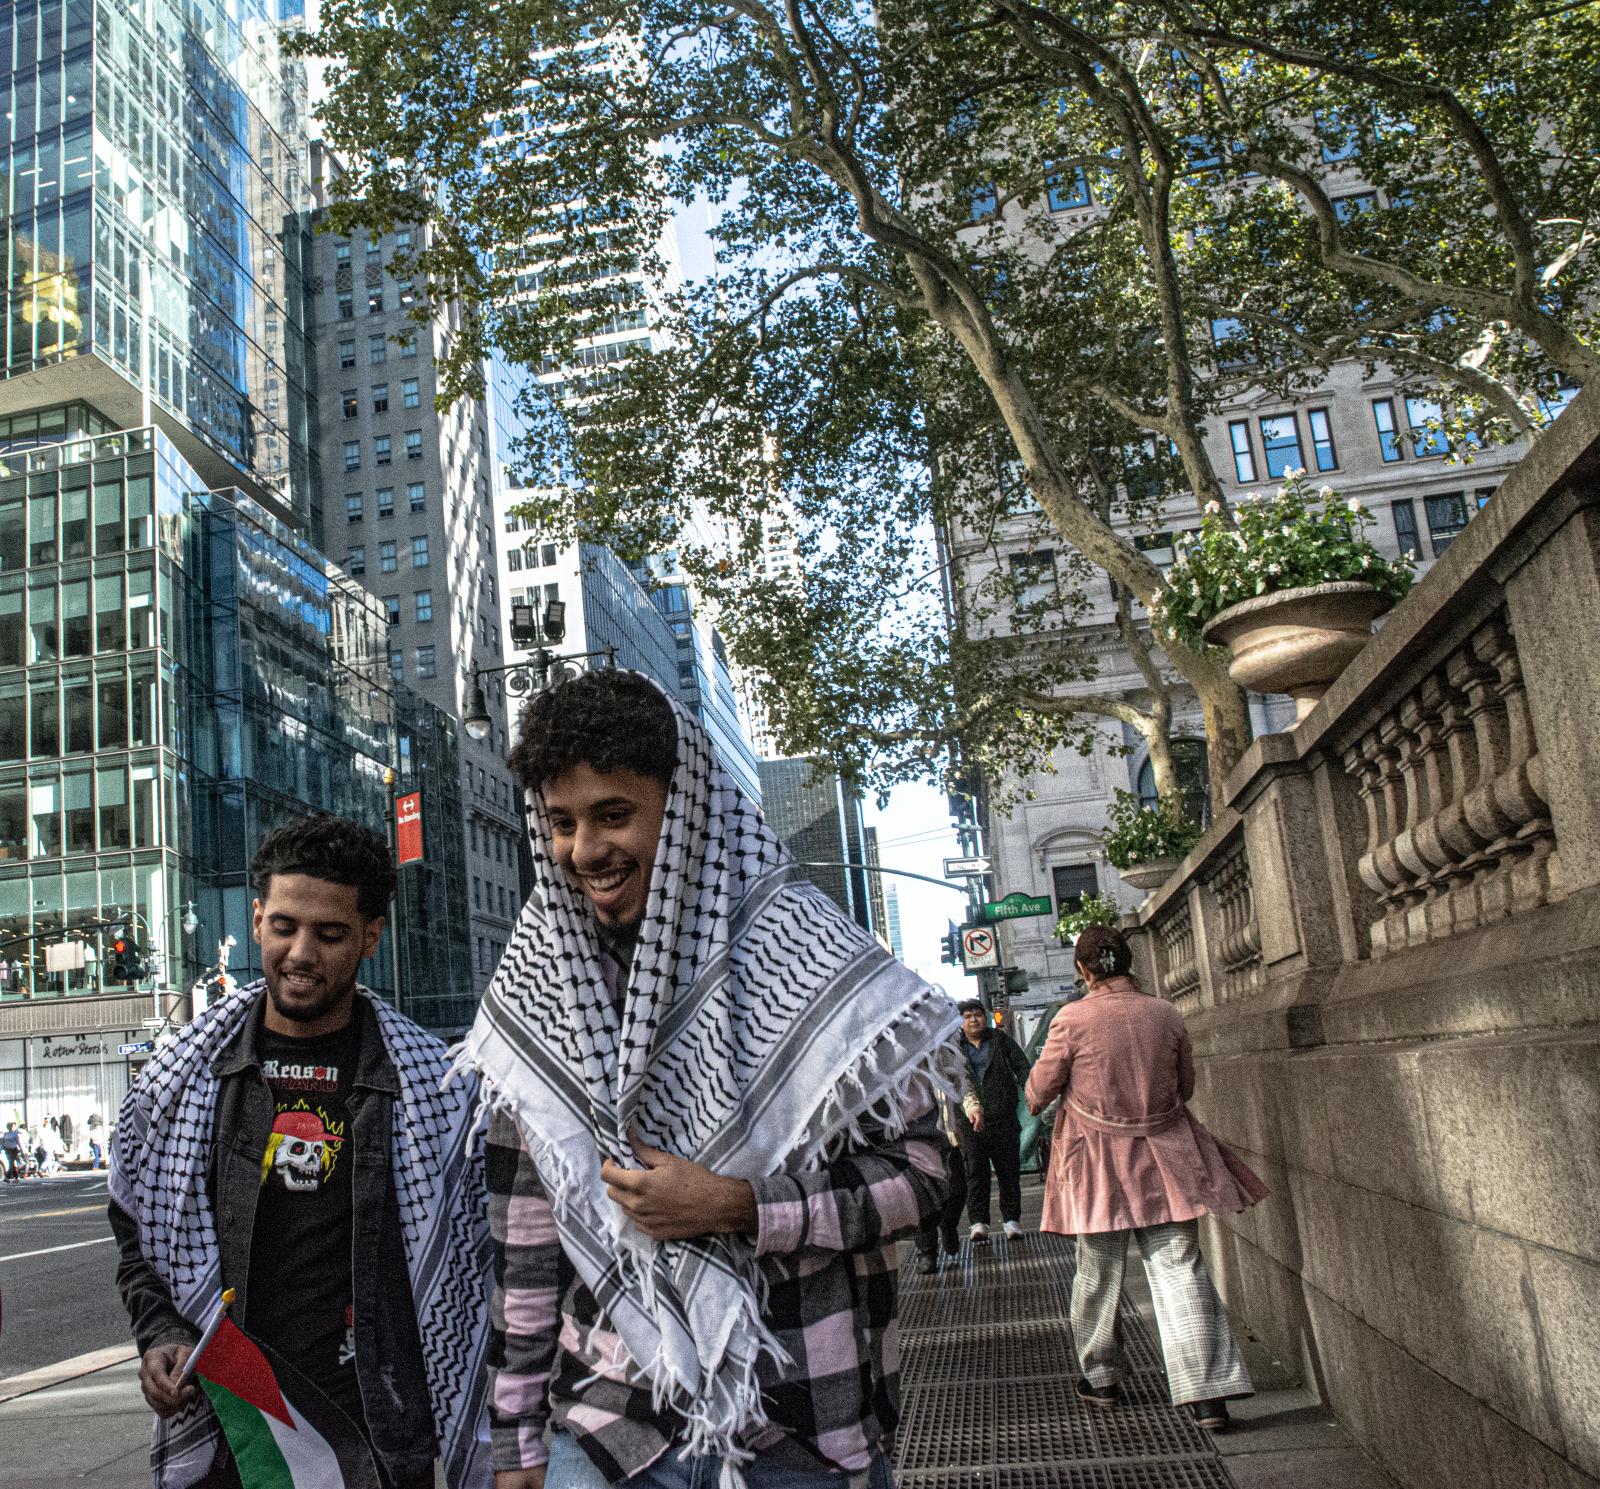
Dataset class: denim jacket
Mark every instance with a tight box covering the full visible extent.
[109,994,437,1481]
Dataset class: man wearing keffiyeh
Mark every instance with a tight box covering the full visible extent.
[466,670,958,1489]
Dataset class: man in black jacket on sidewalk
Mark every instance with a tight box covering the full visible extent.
[108,816,490,1489]
[954,999,1032,1241]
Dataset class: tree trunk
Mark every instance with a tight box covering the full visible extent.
[1197,666,1253,804]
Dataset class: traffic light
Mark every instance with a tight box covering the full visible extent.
[939,923,962,965]
[107,929,142,983]
[1004,967,1030,999]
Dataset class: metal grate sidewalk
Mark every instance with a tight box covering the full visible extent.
[893,1206,1240,1489]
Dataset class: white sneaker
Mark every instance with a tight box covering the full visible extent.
[969,1222,990,1242]
[1003,1221,1024,1239]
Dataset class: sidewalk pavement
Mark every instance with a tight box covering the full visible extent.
[6,1177,1394,1489]
[893,1176,1400,1489]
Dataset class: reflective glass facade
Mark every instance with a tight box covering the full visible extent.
[0,0,316,529]
[0,423,399,1006]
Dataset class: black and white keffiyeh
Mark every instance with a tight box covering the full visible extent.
[109,983,492,1489]
[458,676,958,1472]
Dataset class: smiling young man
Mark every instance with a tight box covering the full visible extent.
[108,815,492,1489]
[466,669,958,1489]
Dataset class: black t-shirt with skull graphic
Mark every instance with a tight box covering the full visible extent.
[247,1002,363,1431]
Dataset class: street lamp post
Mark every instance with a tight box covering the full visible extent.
[464,599,617,744]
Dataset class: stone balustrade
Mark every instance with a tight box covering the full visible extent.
[1126,387,1600,1489]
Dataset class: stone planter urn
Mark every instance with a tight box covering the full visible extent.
[1118,857,1182,893]
[1201,580,1390,721]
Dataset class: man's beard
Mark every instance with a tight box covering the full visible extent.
[265,971,355,1025]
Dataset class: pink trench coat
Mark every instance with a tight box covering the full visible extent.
[1025,976,1268,1235]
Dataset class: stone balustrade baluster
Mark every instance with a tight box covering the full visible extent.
[1476,621,1558,913]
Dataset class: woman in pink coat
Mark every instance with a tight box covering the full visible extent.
[1026,924,1267,1431]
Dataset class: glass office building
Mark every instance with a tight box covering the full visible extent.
[0,0,317,533]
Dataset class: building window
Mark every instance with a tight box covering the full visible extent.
[969,183,998,222]
[1046,162,1090,212]
[1391,498,1421,559]
[405,430,423,460]
[368,288,384,314]
[372,383,388,413]
[541,543,557,566]
[341,389,358,419]
[374,435,392,466]
[507,548,523,571]
[369,334,387,365]
[347,546,365,575]
[1210,317,1250,368]
[415,589,432,623]
[376,487,394,517]
[337,292,353,320]
[411,535,430,568]
[345,493,363,522]
[1227,420,1256,483]
[1257,414,1302,479]
[407,482,425,513]
[1333,191,1377,222]
[1424,492,1469,555]
[384,594,401,624]
[1405,396,1450,456]
[1136,738,1211,827]
[379,541,397,573]
[402,378,420,409]
[335,242,351,265]
[1372,398,1404,462]
[1051,864,1098,918]
[415,645,436,679]
[1008,549,1057,610]
[395,228,412,250]
[342,441,361,472]
[389,648,404,681]
[1314,106,1360,163]
[399,331,418,358]
[338,339,356,369]
[1307,408,1338,472]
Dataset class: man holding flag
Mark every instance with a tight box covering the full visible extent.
[109,815,492,1488]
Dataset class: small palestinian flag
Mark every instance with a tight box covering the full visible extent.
[193,1315,381,1489]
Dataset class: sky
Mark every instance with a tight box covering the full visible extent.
[865,784,970,1001]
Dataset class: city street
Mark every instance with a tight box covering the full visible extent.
[0,1171,125,1378]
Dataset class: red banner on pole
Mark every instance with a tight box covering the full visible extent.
[396,791,424,865]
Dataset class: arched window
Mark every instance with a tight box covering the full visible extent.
[1136,738,1211,828]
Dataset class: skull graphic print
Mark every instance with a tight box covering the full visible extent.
[261,1107,344,1191]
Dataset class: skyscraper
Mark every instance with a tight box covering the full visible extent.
[309,145,524,1007]
[0,0,468,1120]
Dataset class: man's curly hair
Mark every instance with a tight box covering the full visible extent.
[508,669,678,793]
[251,814,397,920]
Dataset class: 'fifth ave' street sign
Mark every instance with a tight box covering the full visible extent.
[980,892,1054,923]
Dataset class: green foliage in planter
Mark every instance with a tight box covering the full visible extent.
[1151,473,1415,652]
[1103,790,1203,871]
[1056,891,1121,946]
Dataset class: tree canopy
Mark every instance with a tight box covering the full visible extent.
[299,0,1598,803]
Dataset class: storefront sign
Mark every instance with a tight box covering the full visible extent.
[397,791,424,864]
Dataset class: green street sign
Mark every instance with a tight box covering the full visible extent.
[980,892,1053,923]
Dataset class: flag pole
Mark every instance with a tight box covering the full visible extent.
[177,1287,236,1382]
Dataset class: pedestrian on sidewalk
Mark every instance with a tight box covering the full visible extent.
[1026,925,1267,1433]
[954,998,1031,1241]
[467,669,956,1489]
[914,1041,982,1275]
[0,1120,21,1182]
[107,814,492,1489]
[86,1111,104,1170]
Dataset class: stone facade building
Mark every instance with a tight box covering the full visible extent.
[309,146,524,1008]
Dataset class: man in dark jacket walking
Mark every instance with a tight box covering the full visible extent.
[108,815,490,1488]
[954,999,1032,1240]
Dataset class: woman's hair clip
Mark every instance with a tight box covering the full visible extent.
[1099,948,1119,973]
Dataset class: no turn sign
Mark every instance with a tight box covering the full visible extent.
[960,925,999,971]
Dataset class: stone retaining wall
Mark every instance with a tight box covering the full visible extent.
[1128,388,1600,1489]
